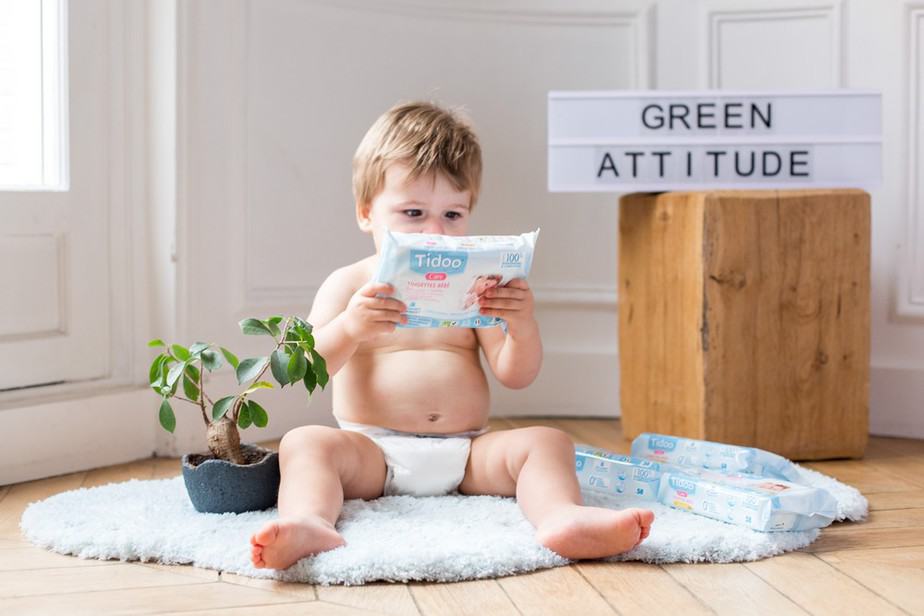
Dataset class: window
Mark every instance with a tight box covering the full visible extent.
[0,0,68,190]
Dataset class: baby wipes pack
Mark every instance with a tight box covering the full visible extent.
[630,432,802,482]
[372,228,539,328]
[574,446,661,501]
[577,435,838,532]
[657,467,838,532]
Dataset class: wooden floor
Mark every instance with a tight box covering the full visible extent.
[2,418,924,616]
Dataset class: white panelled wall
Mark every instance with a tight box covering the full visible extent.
[2,0,922,484]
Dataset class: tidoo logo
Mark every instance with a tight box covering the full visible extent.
[410,250,468,275]
[649,436,677,451]
[669,477,697,493]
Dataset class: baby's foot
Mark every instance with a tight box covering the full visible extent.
[535,505,655,560]
[250,515,345,569]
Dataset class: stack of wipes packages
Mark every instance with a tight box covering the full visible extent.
[574,446,661,501]
[576,434,839,532]
[631,432,802,482]
[655,465,838,532]
[372,229,539,328]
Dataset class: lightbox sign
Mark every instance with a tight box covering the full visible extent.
[547,90,881,192]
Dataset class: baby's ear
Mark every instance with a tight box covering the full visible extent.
[356,203,373,232]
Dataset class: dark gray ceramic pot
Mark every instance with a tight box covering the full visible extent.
[181,444,280,514]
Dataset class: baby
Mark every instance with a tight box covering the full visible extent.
[250,101,654,570]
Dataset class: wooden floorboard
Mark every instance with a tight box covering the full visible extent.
[1,417,923,615]
[662,562,808,616]
[409,579,519,615]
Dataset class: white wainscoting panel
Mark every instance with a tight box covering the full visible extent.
[899,3,924,318]
[699,0,845,89]
[0,234,65,339]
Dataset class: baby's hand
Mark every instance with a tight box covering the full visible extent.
[478,278,536,336]
[342,282,408,342]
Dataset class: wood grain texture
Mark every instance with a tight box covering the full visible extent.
[1,418,921,615]
[618,191,706,440]
[618,190,870,460]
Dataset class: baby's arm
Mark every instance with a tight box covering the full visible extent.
[307,267,407,376]
[475,279,542,389]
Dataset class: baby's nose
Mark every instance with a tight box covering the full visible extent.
[422,221,444,235]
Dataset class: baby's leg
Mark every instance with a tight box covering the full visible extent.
[250,425,386,569]
[459,427,654,560]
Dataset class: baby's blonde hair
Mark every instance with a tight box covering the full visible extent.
[352,101,482,211]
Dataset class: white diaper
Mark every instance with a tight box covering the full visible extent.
[336,419,488,497]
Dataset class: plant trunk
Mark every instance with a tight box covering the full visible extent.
[206,417,246,464]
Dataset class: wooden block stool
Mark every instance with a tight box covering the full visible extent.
[617,189,870,460]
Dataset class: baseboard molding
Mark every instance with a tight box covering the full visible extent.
[487,349,619,417]
[2,386,157,485]
[869,364,924,439]
[3,358,921,485]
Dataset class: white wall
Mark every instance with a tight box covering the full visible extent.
[3,0,923,484]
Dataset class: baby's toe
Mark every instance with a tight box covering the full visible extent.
[251,548,265,568]
[252,521,280,547]
[635,508,655,528]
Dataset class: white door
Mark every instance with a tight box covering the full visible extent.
[0,0,110,391]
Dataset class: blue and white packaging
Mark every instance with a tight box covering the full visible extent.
[657,467,838,532]
[372,229,539,328]
[631,433,802,482]
[575,445,661,501]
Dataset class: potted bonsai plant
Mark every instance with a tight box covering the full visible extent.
[148,315,327,514]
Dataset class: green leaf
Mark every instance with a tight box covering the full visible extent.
[189,342,210,355]
[155,357,171,392]
[299,332,315,350]
[182,374,200,402]
[239,318,273,336]
[148,338,166,348]
[237,402,253,429]
[201,349,223,372]
[302,362,317,394]
[158,398,176,433]
[293,317,313,334]
[169,374,181,397]
[270,349,291,387]
[264,320,281,338]
[311,349,329,389]
[212,396,236,421]
[166,360,188,388]
[220,347,239,370]
[287,349,308,383]
[235,357,268,385]
[171,344,191,361]
[267,316,283,327]
[185,363,200,382]
[149,354,167,385]
[248,399,269,428]
[243,380,274,395]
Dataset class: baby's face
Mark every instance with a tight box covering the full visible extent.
[357,162,472,251]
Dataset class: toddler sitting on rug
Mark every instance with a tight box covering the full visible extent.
[249,101,654,569]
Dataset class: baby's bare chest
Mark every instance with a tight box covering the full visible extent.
[362,325,479,353]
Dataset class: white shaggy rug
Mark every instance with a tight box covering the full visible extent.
[20,465,866,585]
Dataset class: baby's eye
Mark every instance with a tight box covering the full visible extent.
[444,211,463,220]
[403,209,423,218]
